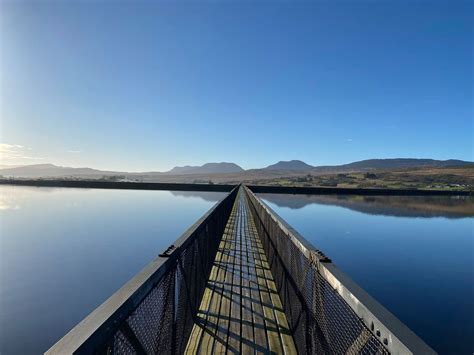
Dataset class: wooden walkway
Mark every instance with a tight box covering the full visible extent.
[185,190,297,354]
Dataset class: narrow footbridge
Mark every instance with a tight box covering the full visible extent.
[47,186,435,355]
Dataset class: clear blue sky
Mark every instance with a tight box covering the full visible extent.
[1,0,472,171]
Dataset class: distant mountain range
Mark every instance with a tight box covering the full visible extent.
[167,162,244,175]
[329,158,472,170]
[261,158,473,172]
[0,164,113,178]
[0,158,472,178]
[264,160,313,171]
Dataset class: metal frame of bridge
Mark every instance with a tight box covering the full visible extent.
[46,185,436,354]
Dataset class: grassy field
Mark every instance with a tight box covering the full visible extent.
[241,166,474,191]
[4,166,472,192]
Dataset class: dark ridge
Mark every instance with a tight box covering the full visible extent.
[167,162,244,175]
[0,179,236,192]
[248,185,472,196]
[264,160,314,171]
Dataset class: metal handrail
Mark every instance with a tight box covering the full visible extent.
[46,186,238,354]
[244,185,436,354]
[46,184,436,354]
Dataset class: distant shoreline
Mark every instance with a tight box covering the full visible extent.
[248,184,472,196]
[0,179,235,192]
[0,179,471,196]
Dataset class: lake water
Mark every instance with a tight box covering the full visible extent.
[0,186,226,354]
[258,193,474,355]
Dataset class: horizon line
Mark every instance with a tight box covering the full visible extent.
[0,156,472,174]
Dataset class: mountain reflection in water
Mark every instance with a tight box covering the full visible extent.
[257,193,474,218]
[258,192,473,354]
[170,190,227,203]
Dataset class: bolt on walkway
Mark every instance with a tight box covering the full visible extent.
[185,190,297,354]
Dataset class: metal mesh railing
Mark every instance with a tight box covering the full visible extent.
[47,187,238,355]
[48,185,435,355]
[244,186,434,355]
[112,269,175,354]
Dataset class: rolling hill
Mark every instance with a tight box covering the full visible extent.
[264,160,313,171]
[0,164,115,178]
[334,158,473,170]
[0,159,471,179]
[166,162,244,175]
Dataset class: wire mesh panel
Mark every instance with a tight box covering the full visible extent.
[122,269,175,354]
[174,218,230,354]
[48,186,435,355]
[245,187,397,355]
[47,187,238,355]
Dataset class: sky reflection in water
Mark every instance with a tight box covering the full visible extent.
[0,186,225,355]
[259,193,473,355]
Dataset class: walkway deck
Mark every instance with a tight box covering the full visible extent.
[185,190,297,354]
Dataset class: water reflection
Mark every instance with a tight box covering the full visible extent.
[170,190,227,203]
[260,193,474,218]
[0,186,225,355]
[259,193,473,354]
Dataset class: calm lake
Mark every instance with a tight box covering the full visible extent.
[258,193,474,355]
[0,186,226,354]
[1,187,472,354]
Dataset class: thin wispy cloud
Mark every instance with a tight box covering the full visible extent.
[0,143,24,151]
[0,143,45,163]
[67,150,82,153]
[346,139,353,142]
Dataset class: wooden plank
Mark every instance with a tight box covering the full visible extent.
[185,190,297,354]
[252,220,297,354]
[263,266,296,354]
[184,255,215,354]
[228,207,242,353]
[244,207,269,353]
[213,202,238,354]
[208,214,235,353]
[186,216,238,353]
[240,207,255,354]
[196,234,227,352]
[191,203,238,353]
[246,198,297,354]
[249,227,284,354]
